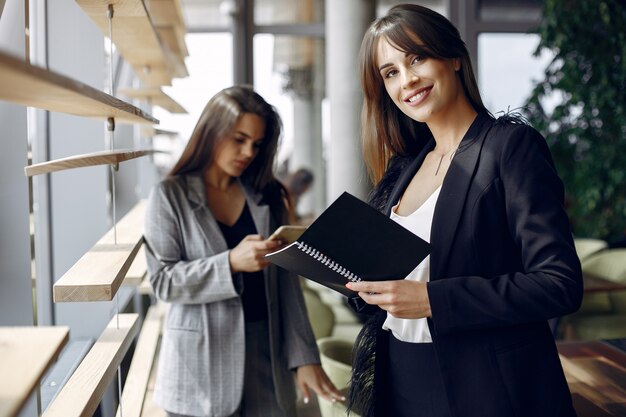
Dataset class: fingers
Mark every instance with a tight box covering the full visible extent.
[296,377,311,404]
[346,280,387,293]
[318,378,346,403]
[301,370,346,403]
[242,234,263,243]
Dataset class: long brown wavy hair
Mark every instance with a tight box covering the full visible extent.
[359,4,488,183]
[169,85,291,222]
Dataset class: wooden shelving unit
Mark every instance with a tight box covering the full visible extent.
[114,306,164,417]
[53,201,146,302]
[0,327,70,417]
[24,149,161,177]
[147,0,189,76]
[123,245,148,287]
[0,50,158,125]
[75,0,187,87]
[119,87,187,114]
[42,314,141,417]
[1,3,191,417]
[141,126,179,137]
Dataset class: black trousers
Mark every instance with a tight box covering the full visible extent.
[384,333,453,417]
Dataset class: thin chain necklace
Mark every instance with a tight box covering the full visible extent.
[434,147,458,176]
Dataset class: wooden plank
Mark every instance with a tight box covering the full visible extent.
[53,201,146,302]
[119,88,187,114]
[0,50,158,124]
[24,149,160,177]
[156,26,188,60]
[148,0,189,59]
[140,338,166,417]
[559,340,626,416]
[138,276,154,296]
[123,245,147,287]
[140,126,179,137]
[148,0,185,30]
[42,314,141,417]
[115,307,163,417]
[75,0,178,86]
[0,327,69,417]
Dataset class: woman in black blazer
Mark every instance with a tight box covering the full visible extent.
[346,4,583,417]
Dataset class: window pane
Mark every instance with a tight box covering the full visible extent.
[477,33,554,115]
[255,0,323,25]
[181,0,231,30]
[253,34,324,167]
[153,33,233,169]
[477,0,542,21]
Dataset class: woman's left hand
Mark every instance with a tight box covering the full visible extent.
[346,280,432,319]
[295,364,346,404]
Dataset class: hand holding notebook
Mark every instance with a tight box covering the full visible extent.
[264,192,431,297]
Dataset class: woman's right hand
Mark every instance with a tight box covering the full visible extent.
[229,234,284,273]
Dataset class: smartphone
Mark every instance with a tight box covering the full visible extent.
[267,225,307,244]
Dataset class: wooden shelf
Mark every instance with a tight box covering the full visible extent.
[115,306,163,417]
[24,149,161,177]
[76,0,185,87]
[0,327,69,417]
[140,126,179,138]
[122,245,147,287]
[140,333,166,417]
[119,88,187,114]
[0,50,158,124]
[53,201,146,302]
[42,314,141,417]
[148,0,189,76]
[138,276,154,296]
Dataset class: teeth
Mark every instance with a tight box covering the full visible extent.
[408,89,427,102]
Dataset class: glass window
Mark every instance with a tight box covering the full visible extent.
[477,33,555,116]
[153,33,233,170]
[253,34,324,167]
[477,0,542,21]
[181,0,231,30]
[254,0,323,25]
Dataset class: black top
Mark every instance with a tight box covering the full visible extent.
[217,203,268,322]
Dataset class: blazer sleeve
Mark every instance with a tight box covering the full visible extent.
[144,181,239,305]
[428,125,583,334]
[278,271,321,370]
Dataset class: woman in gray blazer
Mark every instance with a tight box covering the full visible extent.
[144,86,342,417]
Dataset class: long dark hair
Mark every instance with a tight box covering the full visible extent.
[169,85,291,221]
[359,4,488,183]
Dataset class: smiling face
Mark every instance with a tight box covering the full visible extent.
[376,36,462,125]
[211,112,266,178]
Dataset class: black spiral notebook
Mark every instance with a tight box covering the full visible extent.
[264,192,431,297]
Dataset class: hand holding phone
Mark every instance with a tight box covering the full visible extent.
[267,225,307,244]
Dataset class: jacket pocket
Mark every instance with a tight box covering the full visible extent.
[166,303,203,332]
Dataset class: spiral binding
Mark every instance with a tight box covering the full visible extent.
[296,242,362,282]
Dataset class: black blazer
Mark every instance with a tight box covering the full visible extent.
[384,112,582,417]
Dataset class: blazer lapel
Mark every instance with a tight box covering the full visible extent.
[385,140,435,215]
[242,182,270,238]
[429,113,493,279]
[186,173,229,254]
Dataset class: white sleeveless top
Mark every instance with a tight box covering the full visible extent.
[382,185,441,343]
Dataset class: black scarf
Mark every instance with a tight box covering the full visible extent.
[347,155,413,417]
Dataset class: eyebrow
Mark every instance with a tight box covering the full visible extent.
[377,52,411,72]
[235,130,264,142]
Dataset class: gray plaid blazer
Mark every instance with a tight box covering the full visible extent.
[144,173,320,417]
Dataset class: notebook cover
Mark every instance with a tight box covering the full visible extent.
[265,192,431,297]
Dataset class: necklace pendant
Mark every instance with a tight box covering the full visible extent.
[434,154,444,176]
